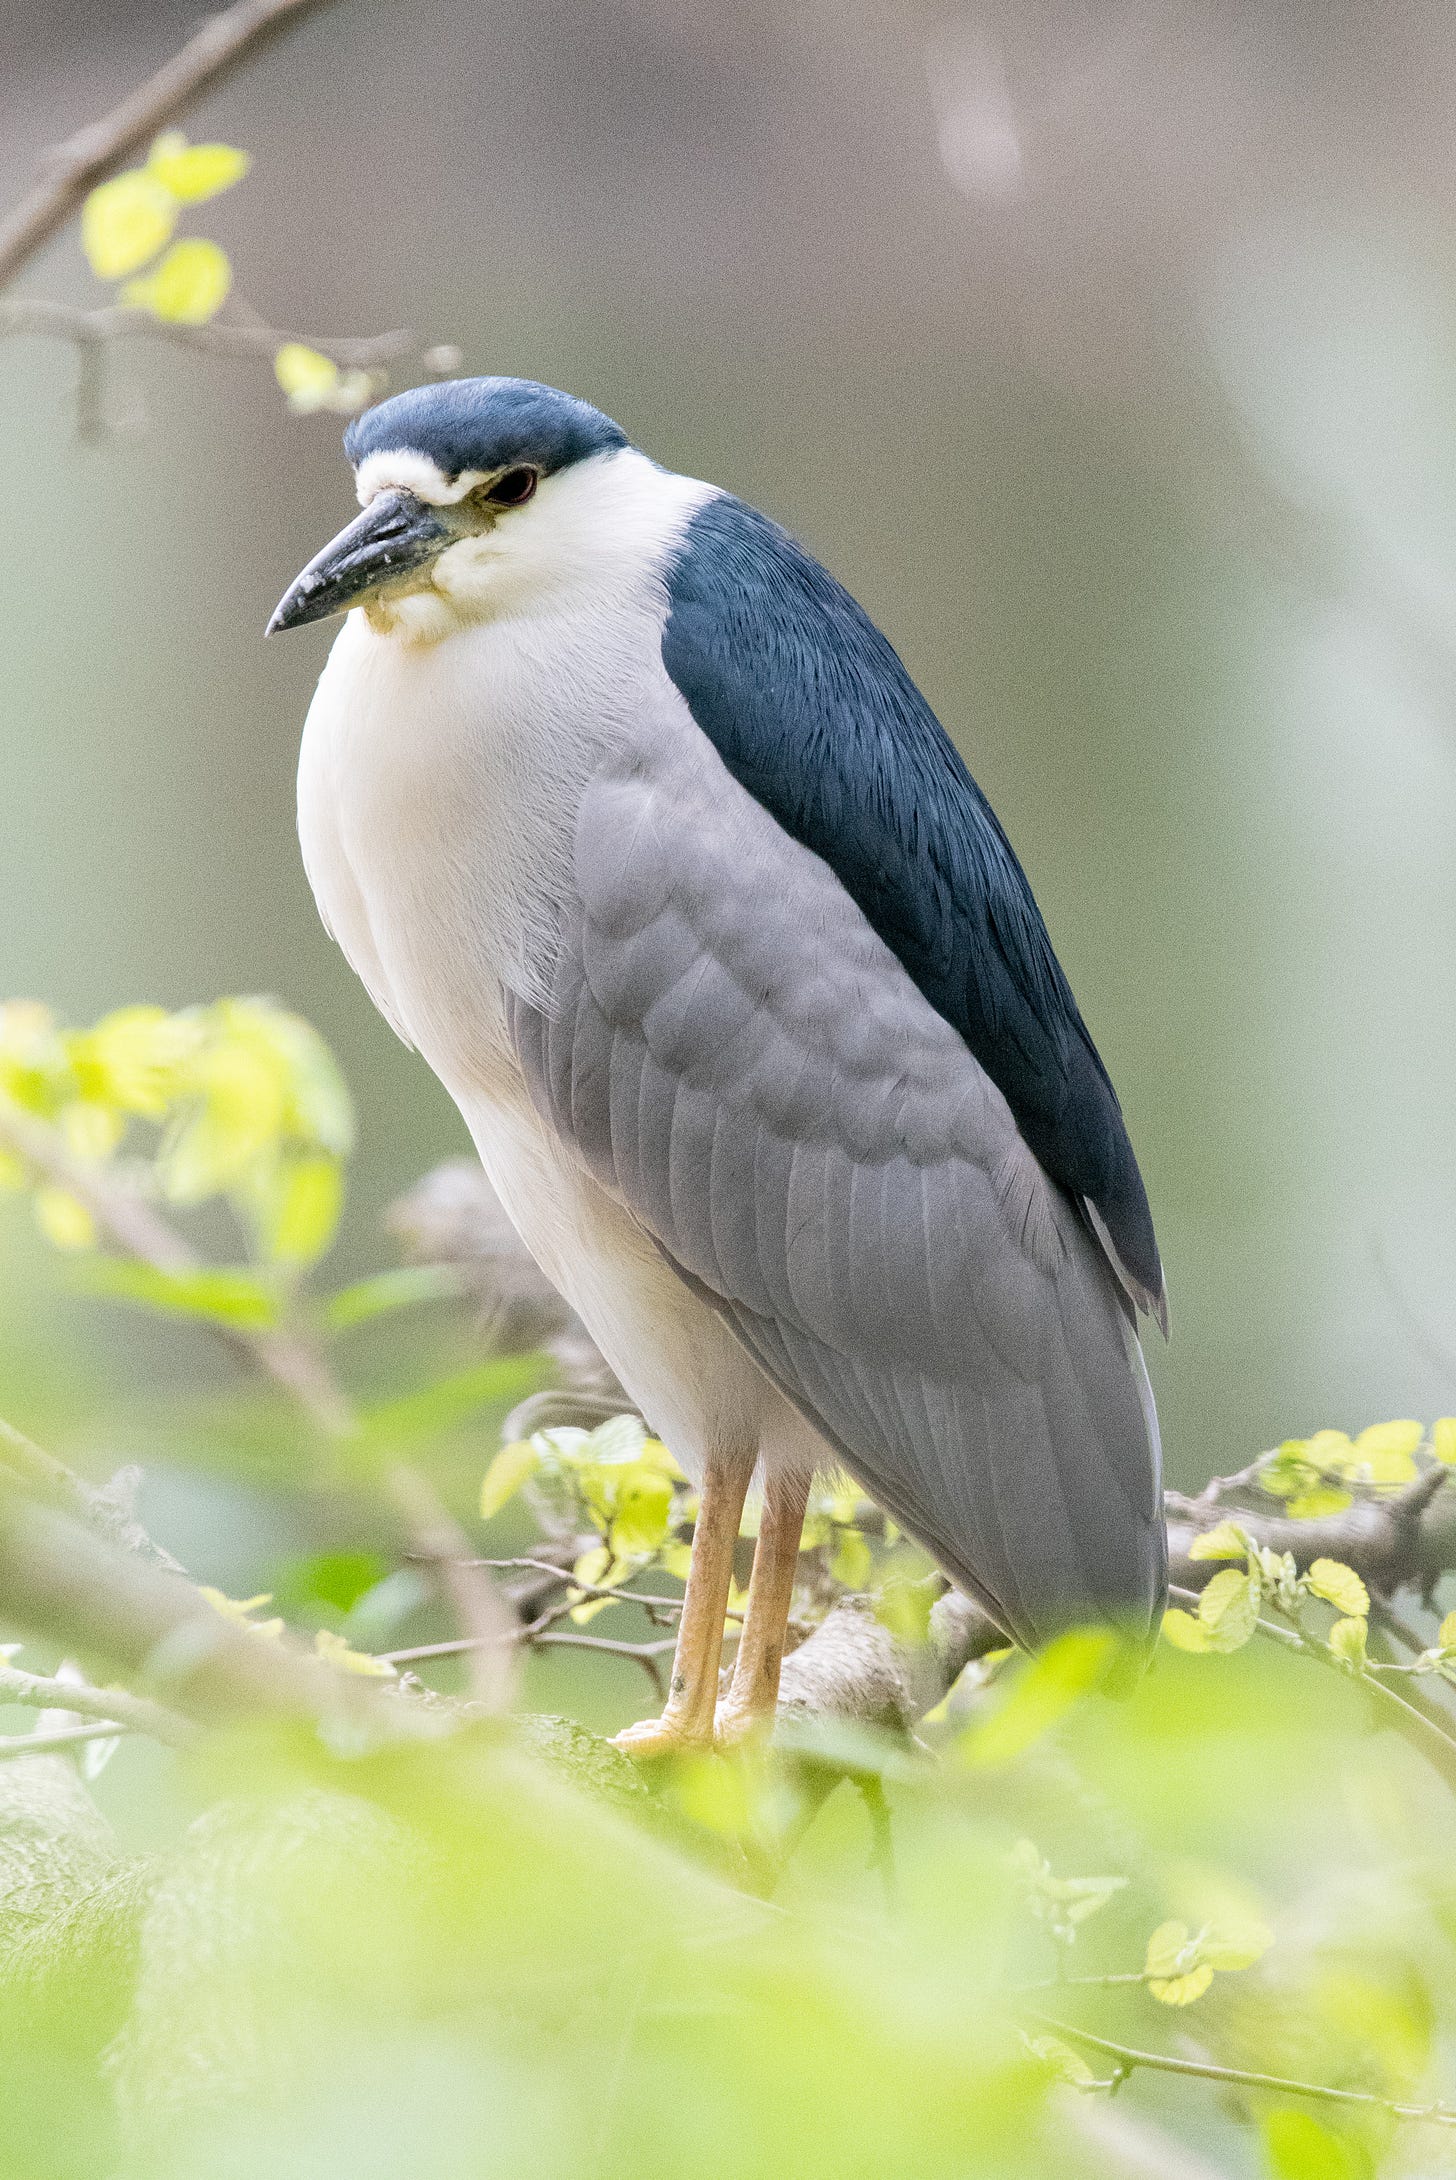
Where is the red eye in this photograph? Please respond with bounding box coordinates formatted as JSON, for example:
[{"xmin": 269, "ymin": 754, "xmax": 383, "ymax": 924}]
[{"xmin": 489, "ymin": 466, "xmax": 538, "ymax": 506}]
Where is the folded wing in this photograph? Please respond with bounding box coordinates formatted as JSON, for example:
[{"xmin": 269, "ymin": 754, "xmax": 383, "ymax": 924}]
[{"xmin": 508, "ymin": 718, "xmax": 1164, "ymax": 1649}]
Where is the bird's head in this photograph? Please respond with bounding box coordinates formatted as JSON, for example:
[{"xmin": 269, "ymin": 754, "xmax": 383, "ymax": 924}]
[{"xmin": 267, "ymin": 376, "xmax": 632, "ymax": 644}]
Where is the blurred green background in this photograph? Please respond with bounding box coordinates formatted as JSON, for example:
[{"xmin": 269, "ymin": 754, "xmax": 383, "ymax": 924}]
[{"xmin": 6, "ymin": 0, "xmax": 1456, "ymax": 1497}]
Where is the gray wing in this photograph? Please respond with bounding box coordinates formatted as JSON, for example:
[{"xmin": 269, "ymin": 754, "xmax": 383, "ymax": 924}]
[{"xmin": 508, "ymin": 724, "xmax": 1164, "ymax": 1649}]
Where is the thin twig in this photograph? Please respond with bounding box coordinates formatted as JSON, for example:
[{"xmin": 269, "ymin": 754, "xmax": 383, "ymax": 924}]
[
  {"xmin": 0, "ymin": 1661, "xmax": 192, "ymax": 1744},
  {"xmin": 0, "ymin": 296, "xmax": 421, "ymax": 371},
  {"xmin": 0, "ymin": 0, "xmax": 349, "ymax": 292},
  {"xmin": 466, "ymin": 1554, "xmax": 745, "ymax": 1623},
  {"xmin": 0, "ymin": 1720, "xmax": 137, "ymax": 1765},
  {"xmin": 1023, "ymin": 2013, "xmax": 1456, "ymax": 2128},
  {"xmin": 382, "ymin": 1625, "xmax": 673, "ymax": 1699},
  {"xmin": 385, "ymin": 1467, "xmax": 514, "ymax": 1711}
]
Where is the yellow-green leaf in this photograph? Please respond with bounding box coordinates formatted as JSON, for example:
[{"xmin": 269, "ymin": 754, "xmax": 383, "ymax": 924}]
[
  {"xmin": 1434, "ymin": 1417, "xmax": 1456, "ymax": 1466},
  {"xmin": 1263, "ymin": 2107, "xmax": 1367, "ymax": 2180},
  {"xmin": 960, "ymin": 1626, "xmax": 1117, "ymax": 1767},
  {"xmin": 1160, "ymin": 1607, "xmax": 1212, "ymax": 1652},
  {"xmin": 610, "ymin": 1467, "xmax": 673, "ymax": 1556},
  {"xmin": 81, "ymin": 170, "xmax": 177, "ymax": 278},
  {"xmin": 1022, "ymin": 2034, "xmax": 1098, "ymax": 2088},
  {"xmin": 314, "ymin": 1628, "xmax": 396, "ymax": 1677},
  {"xmin": 122, "ymin": 236, "xmax": 231, "ymax": 324},
  {"xmin": 479, "ymin": 1440, "xmax": 539, "ymax": 1520},
  {"xmin": 1200, "ymin": 1919, "xmax": 1274, "ymax": 1971},
  {"xmin": 146, "ymin": 130, "xmax": 250, "ymax": 202},
  {"xmin": 1143, "ymin": 1918, "xmax": 1192, "ymax": 1977},
  {"xmin": 1327, "ymin": 1615, "xmax": 1368, "ymax": 1668},
  {"xmin": 275, "ymin": 343, "xmax": 343, "ymax": 412},
  {"xmin": 1439, "ymin": 1609, "xmax": 1456, "ymax": 1651},
  {"xmin": 1286, "ymin": 1487, "xmax": 1353, "ymax": 1520},
  {"xmin": 1197, "ymin": 1567, "xmax": 1260, "ymax": 1652},
  {"xmin": 33, "ymin": 1186, "xmax": 95, "ymax": 1251},
  {"xmin": 1187, "ymin": 1521, "xmax": 1248, "ymax": 1561},
  {"xmin": 1305, "ymin": 1559, "xmax": 1369, "ymax": 1619},
  {"xmin": 1143, "ymin": 1918, "xmax": 1215, "ymax": 2003},
  {"xmin": 1149, "ymin": 1963, "xmax": 1214, "ymax": 2005},
  {"xmin": 257, "ymin": 1152, "xmax": 342, "ymax": 1266},
  {"xmin": 1352, "ymin": 1418, "xmax": 1423, "ymax": 1486},
  {"xmin": 830, "ymin": 1525, "xmax": 873, "ymax": 1589}
]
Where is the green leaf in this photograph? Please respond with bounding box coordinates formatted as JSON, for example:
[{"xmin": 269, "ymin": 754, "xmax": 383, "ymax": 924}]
[
  {"xmin": 121, "ymin": 236, "xmax": 231, "ymax": 323},
  {"xmin": 1187, "ymin": 1520, "xmax": 1248, "ymax": 1560},
  {"xmin": 81, "ymin": 170, "xmax": 176, "ymax": 277},
  {"xmin": 324, "ymin": 1265, "xmax": 464, "ymax": 1332},
  {"xmin": 479, "ymin": 1440, "xmax": 539, "ymax": 1520},
  {"xmin": 1021, "ymin": 2033, "xmax": 1098, "ymax": 2088},
  {"xmin": 1351, "ymin": 1418, "xmax": 1422, "ymax": 1485},
  {"xmin": 1143, "ymin": 1921, "xmax": 1214, "ymax": 2003},
  {"xmin": 960, "ymin": 1626, "xmax": 1117, "ymax": 1767},
  {"xmin": 74, "ymin": 1257, "xmax": 280, "ymax": 1328},
  {"xmin": 1305, "ymin": 1559, "xmax": 1369, "ymax": 1619},
  {"xmin": 610, "ymin": 1467, "xmax": 673, "ymax": 1556},
  {"xmin": 1262, "ymin": 2108, "xmax": 1372, "ymax": 2180},
  {"xmin": 1160, "ymin": 1606, "xmax": 1212, "ymax": 1651},
  {"xmin": 830, "ymin": 1525, "xmax": 873, "ymax": 1589},
  {"xmin": 1200, "ymin": 1918, "xmax": 1274, "ymax": 1970},
  {"xmin": 256, "ymin": 1153, "xmax": 343, "ymax": 1267},
  {"xmin": 275, "ymin": 343, "xmax": 344, "ymax": 412},
  {"xmin": 1196, "ymin": 1567, "xmax": 1260, "ymax": 1653},
  {"xmin": 1286, "ymin": 1487, "xmax": 1353, "ymax": 1519},
  {"xmin": 281, "ymin": 1551, "xmax": 389, "ymax": 1615},
  {"xmin": 361, "ymin": 1355, "xmax": 546, "ymax": 1449},
  {"xmin": 314, "ymin": 1627, "xmax": 396, "ymax": 1678},
  {"xmin": 33, "ymin": 1186, "xmax": 96, "ymax": 1251},
  {"xmin": 1327, "ymin": 1615, "xmax": 1368, "ymax": 1668},
  {"xmin": 146, "ymin": 130, "xmax": 250, "ymax": 202}
]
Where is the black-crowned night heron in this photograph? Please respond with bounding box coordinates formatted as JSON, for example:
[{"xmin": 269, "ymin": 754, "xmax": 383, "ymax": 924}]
[{"xmin": 270, "ymin": 376, "xmax": 1167, "ymax": 1755}]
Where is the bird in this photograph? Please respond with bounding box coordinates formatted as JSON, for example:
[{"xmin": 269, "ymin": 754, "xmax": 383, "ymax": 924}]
[{"xmin": 269, "ymin": 375, "xmax": 1167, "ymax": 1755}]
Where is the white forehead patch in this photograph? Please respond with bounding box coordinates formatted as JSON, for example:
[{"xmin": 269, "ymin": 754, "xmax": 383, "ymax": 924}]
[{"xmin": 354, "ymin": 449, "xmax": 490, "ymax": 507}]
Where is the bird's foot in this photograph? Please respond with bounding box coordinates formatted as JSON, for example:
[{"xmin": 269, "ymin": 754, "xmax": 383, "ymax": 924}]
[
  {"xmin": 611, "ymin": 1710, "xmax": 714, "ymax": 1761},
  {"xmin": 711, "ymin": 1699, "xmax": 775, "ymax": 1750}
]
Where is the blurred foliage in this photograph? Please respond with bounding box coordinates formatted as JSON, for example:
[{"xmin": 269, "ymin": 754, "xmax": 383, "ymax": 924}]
[
  {"xmin": 79, "ymin": 130, "xmax": 378, "ymax": 411},
  {"xmin": 4, "ymin": 998, "xmax": 1456, "ymax": 2174}
]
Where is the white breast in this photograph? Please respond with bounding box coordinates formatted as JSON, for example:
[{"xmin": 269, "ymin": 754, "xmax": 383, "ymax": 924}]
[
  {"xmin": 294, "ymin": 448, "xmax": 829, "ymax": 1481},
  {"xmin": 295, "ymin": 447, "xmax": 714, "ymax": 1101}
]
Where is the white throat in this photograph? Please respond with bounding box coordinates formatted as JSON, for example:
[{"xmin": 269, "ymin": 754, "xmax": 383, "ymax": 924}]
[
  {"xmin": 296, "ymin": 445, "xmax": 716, "ymax": 1081},
  {"xmin": 347, "ymin": 446, "xmax": 711, "ymax": 647}
]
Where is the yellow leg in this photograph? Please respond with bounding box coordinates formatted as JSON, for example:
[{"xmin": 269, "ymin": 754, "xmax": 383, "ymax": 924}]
[
  {"xmin": 715, "ymin": 1467, "xmax": 811, "ymax": 1744},
  {"xmin": 612, "ymin": 1446, "xmax": 753, "ymax": 1758}
]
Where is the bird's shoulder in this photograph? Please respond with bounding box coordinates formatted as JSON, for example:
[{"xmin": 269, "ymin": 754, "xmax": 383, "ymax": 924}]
[{"xmin": 658, "ymin": 489, "xmax": 1164, "ymax": 1318}]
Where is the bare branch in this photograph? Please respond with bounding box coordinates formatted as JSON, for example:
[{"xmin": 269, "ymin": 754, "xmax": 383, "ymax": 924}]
[
  {"xmin": 0, "ymin": 295, "xmax": 423, "ymax": 372},
  {"xmin": 0, "ymin": 1719, "xmax": 141, "ymax": 1765},
  {"xmin": 0, "ymin": 0, "xmax": 349, "ymax": 293},
  {"xmin": 1168, "ymin": 1463, "xmax": 1456, "ymax": 1599},
  {"xmin": 0, "ymin": 1662, "xmax": 191, "ymax": 1746}
]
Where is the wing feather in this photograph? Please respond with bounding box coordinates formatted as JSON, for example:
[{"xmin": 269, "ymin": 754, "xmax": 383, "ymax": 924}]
[{"xmin": 509, "ymin": 718, "xmax": 1164, "ymax": 1647}]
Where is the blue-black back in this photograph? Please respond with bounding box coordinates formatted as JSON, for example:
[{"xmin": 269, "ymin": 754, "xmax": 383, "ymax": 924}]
[{"xmin": 661, "ymin": 493, "xmax": 1163, "ymax": 1310}]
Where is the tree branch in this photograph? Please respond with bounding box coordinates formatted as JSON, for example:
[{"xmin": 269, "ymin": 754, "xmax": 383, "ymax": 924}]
[
  {"xmin": 0, "ymin": 1663, "xmax": 191, "ymax": 1746},
  {"xmin": 0, "ymin": 0, "xmax": 349, "ymax": 293},
  {"xmin": 0, "ymin": 295, "xmax": 426, "ymax": 370},
  {"xmin": 1023, "ymin": 2011, "xmax": 1456, "ymax": 2130},
  {"xmin": 1168, "ymin": 1463, "xmax": 1456, "ymax": 1598}
]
